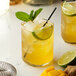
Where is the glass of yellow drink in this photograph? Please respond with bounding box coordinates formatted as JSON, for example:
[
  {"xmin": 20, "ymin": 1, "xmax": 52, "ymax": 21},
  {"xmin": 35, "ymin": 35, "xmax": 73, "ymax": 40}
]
[
  {"xmin": 21, "ymin": 20, "xmax": 54, "ymax": 67},
  {"xmin": 61, "ymin": 1, "xmax": 76, "ymax": 43}
]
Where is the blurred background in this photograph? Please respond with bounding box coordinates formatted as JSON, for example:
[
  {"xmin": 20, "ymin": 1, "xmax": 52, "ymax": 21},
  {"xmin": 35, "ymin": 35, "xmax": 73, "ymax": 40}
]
[{"xmin": 10, "ymin": 0, "xmax": 61, "ymax": 5}]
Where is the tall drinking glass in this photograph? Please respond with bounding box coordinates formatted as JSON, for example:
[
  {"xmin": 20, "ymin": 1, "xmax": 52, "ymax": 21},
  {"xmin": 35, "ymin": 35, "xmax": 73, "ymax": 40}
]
[{"xmin": 21, "ymin": 20, "xmax": 54, "ymax": 67}]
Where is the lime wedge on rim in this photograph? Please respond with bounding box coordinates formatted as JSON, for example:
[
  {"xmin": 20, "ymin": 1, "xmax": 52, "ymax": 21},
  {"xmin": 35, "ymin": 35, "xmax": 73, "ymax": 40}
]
[
  {"xmin": 58, "ymin": 51, "xmax": 76, "ymax": 68},
  {"xmin": 32, "ymin": 25, "xmax": 53, "ymax": 40},
  {"xmin": 62, "ymin": 1, "xmax": 76, "ymax": 16}
]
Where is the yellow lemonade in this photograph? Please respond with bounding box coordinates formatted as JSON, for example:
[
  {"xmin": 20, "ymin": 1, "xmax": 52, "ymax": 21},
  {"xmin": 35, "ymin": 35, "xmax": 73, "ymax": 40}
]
[
  {"xmin": 61, "ymin": 2, "xmax": 76, "ymax": 43},
  {"xmin": 21, "ymin": 21, "xmax": 54, "ymax": 66}
]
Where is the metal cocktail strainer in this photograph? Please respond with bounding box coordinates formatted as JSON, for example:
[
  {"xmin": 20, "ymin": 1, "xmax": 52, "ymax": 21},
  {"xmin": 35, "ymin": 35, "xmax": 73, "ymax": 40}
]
[{"xmin": 0, "ymin": 61, "xmax": 17, "ymax": 76}]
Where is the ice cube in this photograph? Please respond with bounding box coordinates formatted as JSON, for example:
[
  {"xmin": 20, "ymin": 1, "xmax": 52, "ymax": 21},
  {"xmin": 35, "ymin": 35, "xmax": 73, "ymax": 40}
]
[{"xmin": 23, "ymin": 21, "xmax": 36, "ymax": 32}]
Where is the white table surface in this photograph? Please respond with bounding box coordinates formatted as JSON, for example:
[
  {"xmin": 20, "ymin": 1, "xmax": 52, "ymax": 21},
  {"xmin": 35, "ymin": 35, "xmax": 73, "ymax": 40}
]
[{"xmin": 0, "ymin": 1, "xmax": 76, "ymax": 76}]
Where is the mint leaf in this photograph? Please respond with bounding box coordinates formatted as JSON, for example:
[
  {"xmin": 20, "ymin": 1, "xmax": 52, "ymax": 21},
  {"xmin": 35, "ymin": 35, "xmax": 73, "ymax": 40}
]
[
  {"xmin": 29, "ymin": 10, "xmax": 34, "ymax": 21},
  {"xmin": 15, "ymin": 8, "xmax": 43, "ymax": 22},
  {"xmin": 15, "ymin": 12, "xmax": 30, "ymax": 22},
  {"xmin": 33, "ymin": 8, "xmax": 43, "ymax": 20}
]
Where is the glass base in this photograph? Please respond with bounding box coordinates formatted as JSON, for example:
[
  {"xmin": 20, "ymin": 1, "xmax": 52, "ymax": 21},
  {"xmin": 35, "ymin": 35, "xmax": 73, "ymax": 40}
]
[
  {"xmin": 22, "ymin": 59, "xmax": 53, "ymax": 67},
  {"xmin": 61, "ymin": 35, "xmax": 76, "ymax": 44},
  {"xmin": 64, "ymin": 40, "xmax": 76, "ymax": 44},
  {"xmin": 62, "ymin": 38, "xmax": 76, "ymax": 44}
]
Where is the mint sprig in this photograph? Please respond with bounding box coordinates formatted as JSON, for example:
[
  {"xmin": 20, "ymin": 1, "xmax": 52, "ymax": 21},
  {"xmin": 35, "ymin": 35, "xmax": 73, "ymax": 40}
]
[{"xmin": 15, "ymin": 8, "xmax": 43, "ymax": 22}]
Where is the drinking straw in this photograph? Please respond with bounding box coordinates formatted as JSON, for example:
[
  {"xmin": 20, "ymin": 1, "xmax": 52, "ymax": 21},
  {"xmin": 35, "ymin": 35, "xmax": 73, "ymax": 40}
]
[{"xmin": 43, "ymin": 7, "xmax": 57, "ymax": 27}]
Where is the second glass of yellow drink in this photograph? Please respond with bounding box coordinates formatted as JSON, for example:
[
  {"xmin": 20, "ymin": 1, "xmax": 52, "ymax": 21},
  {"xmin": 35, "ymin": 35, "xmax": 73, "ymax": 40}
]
[
  {"xmin": 21, "ymin": 20, "xmax": 54, "ymax": 67},
  {"xmin": 61, "ymin": 1, "xmax": 76, "ymax": 43}
]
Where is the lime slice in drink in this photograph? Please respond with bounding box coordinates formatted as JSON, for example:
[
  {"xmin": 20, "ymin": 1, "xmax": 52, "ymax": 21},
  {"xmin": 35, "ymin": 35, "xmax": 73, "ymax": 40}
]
[
  {"xmin": 58, "ymin": 51, "xmax": 76, "ymax": 68},
  {"xmin": 62, "ymin": 1, "xmax": 76, "ymax": 16},
  {"xmin": 32, "ymin": 24, "xmax": 53, "ymax": 40}
]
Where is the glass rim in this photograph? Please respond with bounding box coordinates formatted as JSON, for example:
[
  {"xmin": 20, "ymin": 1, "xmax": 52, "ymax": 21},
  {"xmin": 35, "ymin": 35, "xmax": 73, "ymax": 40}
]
[{"xmin": 21, "ymin": 20, "xmax": 54, "ymax": 32}]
